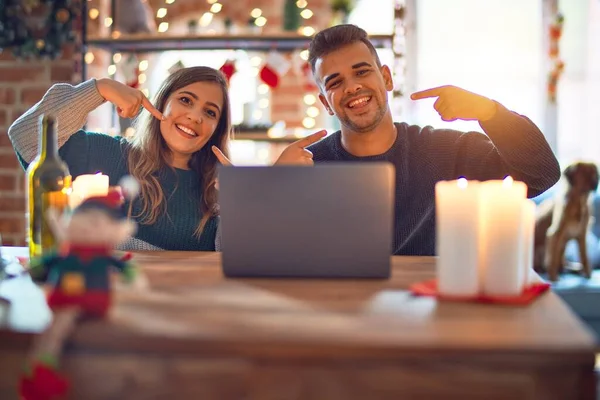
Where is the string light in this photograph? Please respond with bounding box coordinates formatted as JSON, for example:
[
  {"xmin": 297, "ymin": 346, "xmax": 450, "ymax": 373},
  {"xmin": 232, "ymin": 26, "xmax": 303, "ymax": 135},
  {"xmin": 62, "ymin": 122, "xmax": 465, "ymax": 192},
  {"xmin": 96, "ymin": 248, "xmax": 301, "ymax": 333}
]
[
  {"xmin": 257, "ymin": 84, "xmax": 269, "ymax": 94},
  {"xmin": 296, "ymin": 0, "xmax": 308, "ymax": 8},
  {"xmin": 303, "ymin": 94, "xmax": 316, "ymax": 105},
  {"xmin": 251, "ymin": 8, "xmax": 262, "ymax": 18},
  {"xmin": 250, "ymin": 56, "xmax": 262, "ymax": 67},
  {"xmin": 104, "ymin": 17, "xmax": 113, "ymax": 27},
  {"xmin": 107, "ymin": 64, "xmax": 117, "ymax": 75},
  {"xmin": 113, "ymin": 53, "xmax": 122, "ymax": 63},
  {"xmin": 255, "ymin": 16, "xmax": 267, "ymax": 27},
  {"xmin": 158, "ymin": 22, "xmax": 169, "ymax": 32},
  {"xmin": 139, "ymin": 60, "xmax": 149, "ymax": 71},
  {"xmin": 156, "ymin": 8, "xmax": 167, "ymax": 18},
  {"xmin": 210, "ymin": 3, "xmax": 222, "ymax": 13},
  {"xmin": 88, "ymin": 8, "xmax": 99, "ymax": 19},
  {"xmin": 300, "ymin": 26, "xmax": 315, "ymax": 36},
  {"xmin": 300, "ymin": 50, "xmax": 309, "ymax": 60},
  {"xmin": 199, "ymin": 12, "xmax": 213, "ymax": 26},
  {"xmin": 111, "ymin": 30, "xmax": 121, "ymax": 39},
  {"xmin": 206, "ymin": 0, "xmax": 218, "ymax": 4},
  {"xmin": 302, "ymin": 117, "xmax": 316, "ymax": 129},
  {"xmin": 138, "ymin": 73, "xmax": 147, "ymax": 84},
  {"xmin": 300, "ymin": 9, "xmax": 313, "ymax": 19},
  {"xmin": 84, "ymin": 52, "xmax": 95, "ymax": 64},
  {"xmin": 306, "ymin": 106, "xmax": 320, "ymax": 118},
  {"xmin": 165, "ymin": 0, "xmax": 175, "ymax": 4}
]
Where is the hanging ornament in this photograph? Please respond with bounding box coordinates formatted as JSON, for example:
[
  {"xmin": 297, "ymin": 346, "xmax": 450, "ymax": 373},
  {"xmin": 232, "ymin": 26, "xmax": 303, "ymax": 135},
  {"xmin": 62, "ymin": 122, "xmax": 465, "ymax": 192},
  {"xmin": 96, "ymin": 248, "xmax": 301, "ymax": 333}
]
[
  {"xmin": 121, "ymin": 54, "xmax": 140, "ymax": 89},
  {"xmin": 260, "ymin": 52, "xmax": 291, "ymax": 89},
  {"xmin": 219, "ymin": 59, "xmax": 237, "ymax": 83}
]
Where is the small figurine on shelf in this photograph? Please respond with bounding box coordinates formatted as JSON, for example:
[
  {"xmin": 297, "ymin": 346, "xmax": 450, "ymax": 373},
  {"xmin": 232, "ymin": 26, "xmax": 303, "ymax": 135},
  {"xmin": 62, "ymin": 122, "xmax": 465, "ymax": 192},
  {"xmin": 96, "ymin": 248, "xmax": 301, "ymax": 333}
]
[{"xmin": 30, "ymin": 187, "xmax": 138, "ymax": 318}]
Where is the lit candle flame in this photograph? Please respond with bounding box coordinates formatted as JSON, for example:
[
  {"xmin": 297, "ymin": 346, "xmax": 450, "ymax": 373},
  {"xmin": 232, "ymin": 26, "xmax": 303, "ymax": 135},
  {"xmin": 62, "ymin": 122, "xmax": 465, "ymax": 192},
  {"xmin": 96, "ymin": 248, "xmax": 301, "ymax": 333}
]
[{"xmin": 502, "ymin": 176, "xmax": 513, "ymax": 188}]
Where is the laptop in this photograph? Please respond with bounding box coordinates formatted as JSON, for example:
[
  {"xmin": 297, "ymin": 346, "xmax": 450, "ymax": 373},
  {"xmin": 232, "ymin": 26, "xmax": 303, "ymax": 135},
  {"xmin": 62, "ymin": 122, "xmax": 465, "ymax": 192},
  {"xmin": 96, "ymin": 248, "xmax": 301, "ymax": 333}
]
[{"xmin": 217, "ymin": 162, "xmax": 395, "ymax": 279}]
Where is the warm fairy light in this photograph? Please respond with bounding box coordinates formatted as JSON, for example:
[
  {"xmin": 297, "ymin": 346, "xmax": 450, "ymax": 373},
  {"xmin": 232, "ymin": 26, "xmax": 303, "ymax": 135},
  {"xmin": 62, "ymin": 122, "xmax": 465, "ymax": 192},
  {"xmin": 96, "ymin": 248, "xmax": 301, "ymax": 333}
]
[
  {"xmin": 210, "ymin": 3, "xmax": 222, "ymax": 13},
  {"xmin": 156, "ymin": 8, "xmax": 167, "ymax": 18},
  {"xmin": 259, "ymin": 99, "xmax": 269, "ymax": 109},
  {"xmin": 84, "ymin": 52, "xmax": 95, "ymax": 64},
  {"xmin": 250, "ymin": 8, "xmax": 262, "ymax": 18},
  {"xmin": 199, "ymin": 12, "xmax": 213, "ymax": 26},
  {"xmin": 255, "ymin": 16, "xmax": 267, "ymax": 27},
  {"xmin": 138, "ymin": 73, "xmax": 147, "ymax": 84},
  {"xmin": 300, "ymin": 49, "xmax": 309, "ymax": 60},
  {"xmin": 107, "ymin": 64, "xmax": 117, "ymax": 75},
  {"xmin": 165, "ymin": 0, "xmax": 175, "ymax": 4},
  {"xmin": 206, "ymin": 0, "xmax": 218, "ymax": 3},
  {"xmin": 113, "ymin": 53, "xmax": 122, "ymax": 63},
  {"xmin": 457, "ymin": 177, "xmax": 468, "ymax": 189},
  {"xmin": 301, "ymin": 26, "xmax": 315, "ymax": 36},
  {"xmin": 306, "ymin": 106, "xmax": 319, "ymax": 118},
  {"xmin": 257, "ymin": 84, "xmax": 269, "ymax": 94},
  {"xmin": 503, "ymin": 176, "xmax": 514, "ymax": 188},
  {"xmin": 139, "ymin": 60, "xmax": 149, "ymax": 71},
  {"xmin": 158, "ymin": 22, "xmax": 169, "ymax": 32},
  {"xmin": 296, "ymin": 0, "xmax": 308, "ymax": 8},
  {"xmin": 300, "ymin": 9, "xmax": 313, "ymax": 19},
  {"xmin": 89, "ymin": 8, "xmax": 99, "ymax": 19},
  {"xmin": 250, "ymin": 56, "xmax": 262, "ymax": 67},
  {"xmin": 303, "ymin": 94, "xmax": 316, "ymax": 105},
  {"xmin": 104, "ymin": 17, "xmax": 113, "ymax": 27},
  {"xmin": 302, "ymin": 117, "xmax": 316, "ymax": 129},
  {"xmin": 253, "ymin": 110, "xmax": 263, "ymax": 120},
  {"xmin": 111, "ymin": 30, "xmax": 121, "ymax": 39}
]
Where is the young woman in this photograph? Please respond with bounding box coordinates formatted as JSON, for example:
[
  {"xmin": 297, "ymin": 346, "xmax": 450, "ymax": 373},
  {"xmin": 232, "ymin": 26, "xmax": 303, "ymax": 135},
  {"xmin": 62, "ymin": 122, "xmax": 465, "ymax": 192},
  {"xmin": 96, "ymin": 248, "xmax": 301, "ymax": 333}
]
[{"xmin": 9, "ymin": 66, "xmax": 233, "ymax": 251}]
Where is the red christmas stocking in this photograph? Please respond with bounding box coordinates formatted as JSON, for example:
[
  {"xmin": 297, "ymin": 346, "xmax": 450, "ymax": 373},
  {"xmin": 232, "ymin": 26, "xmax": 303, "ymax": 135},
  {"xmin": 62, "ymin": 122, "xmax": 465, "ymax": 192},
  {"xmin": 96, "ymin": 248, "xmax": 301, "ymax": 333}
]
[
  {"xmin": 219, "ymin": 60, "xmax": 236, "ymax": 83},
  {"xmin": 260, "ymin": 52, "xmax": 291, "ymax": 89}
]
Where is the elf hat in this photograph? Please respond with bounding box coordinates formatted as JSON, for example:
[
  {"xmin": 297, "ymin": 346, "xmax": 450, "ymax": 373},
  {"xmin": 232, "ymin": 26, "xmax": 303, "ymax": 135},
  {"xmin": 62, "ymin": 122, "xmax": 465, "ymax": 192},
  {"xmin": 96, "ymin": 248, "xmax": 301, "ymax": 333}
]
[{"xmin": 74, "ymin": 188, "xmax": 126, "ymax": 220}]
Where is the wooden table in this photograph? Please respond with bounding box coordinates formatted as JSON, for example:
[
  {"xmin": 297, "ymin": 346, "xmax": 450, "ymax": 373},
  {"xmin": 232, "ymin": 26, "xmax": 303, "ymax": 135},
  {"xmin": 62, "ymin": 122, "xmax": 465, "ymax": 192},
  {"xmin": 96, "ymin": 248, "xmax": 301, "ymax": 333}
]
[{"xmin": 0, "ymin": 246, "xmax": 596, "ymax": 400}]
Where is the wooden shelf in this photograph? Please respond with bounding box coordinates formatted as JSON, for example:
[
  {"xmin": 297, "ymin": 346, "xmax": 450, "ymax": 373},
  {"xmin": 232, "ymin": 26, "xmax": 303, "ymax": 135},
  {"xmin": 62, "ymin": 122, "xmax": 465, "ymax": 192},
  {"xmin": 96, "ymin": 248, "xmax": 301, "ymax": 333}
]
[
  {"xmin": 232, "ymin": 132, "xmax": 300, "ymax": 143},
  {"xmin": 86, "ymin": 33, "xmax": 394, "ymax": 53}
]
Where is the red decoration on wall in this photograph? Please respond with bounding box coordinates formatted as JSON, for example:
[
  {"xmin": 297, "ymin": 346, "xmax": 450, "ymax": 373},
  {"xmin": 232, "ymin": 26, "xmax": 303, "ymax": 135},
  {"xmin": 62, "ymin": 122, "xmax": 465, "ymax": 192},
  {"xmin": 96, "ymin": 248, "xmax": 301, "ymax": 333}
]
[{"xmin": 548, "ymin": 12, "xmax": 564, "ymax": 103}]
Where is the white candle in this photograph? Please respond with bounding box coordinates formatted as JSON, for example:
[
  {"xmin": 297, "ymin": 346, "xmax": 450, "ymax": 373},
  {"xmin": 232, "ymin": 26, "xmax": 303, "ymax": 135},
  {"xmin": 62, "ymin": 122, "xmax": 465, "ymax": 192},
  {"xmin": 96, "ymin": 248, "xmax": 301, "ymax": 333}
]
[
  {"xmin": 479, "ymin": 177, "xmax": 528, "ymax": 296},
  {"xmin": 435, "ymin": 178, "xmax": 481, "ymax": 297},
  {"xmin": 521, "ymin": 199, "xmax": 537, "ymax": 287},
  {"xmin": 69, "ymin": 173, "xmax": 109, "ymax": 208}
]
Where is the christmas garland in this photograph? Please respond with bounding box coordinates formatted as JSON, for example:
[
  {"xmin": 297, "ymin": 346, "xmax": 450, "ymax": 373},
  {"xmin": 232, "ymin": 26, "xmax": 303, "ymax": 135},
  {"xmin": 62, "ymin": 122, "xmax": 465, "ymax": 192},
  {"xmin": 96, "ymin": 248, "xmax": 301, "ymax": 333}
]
[{"xmin": 0, "ymin": 0, "xmax": 80, "ymax": 59}]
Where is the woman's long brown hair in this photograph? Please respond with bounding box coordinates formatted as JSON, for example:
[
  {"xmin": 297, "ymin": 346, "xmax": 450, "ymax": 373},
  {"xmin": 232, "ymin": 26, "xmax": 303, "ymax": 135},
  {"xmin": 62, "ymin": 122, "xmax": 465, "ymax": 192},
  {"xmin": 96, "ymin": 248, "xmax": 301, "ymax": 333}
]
[{"xmin": 128, "ymin": 66, "xmax": 231, "ymax": 237}]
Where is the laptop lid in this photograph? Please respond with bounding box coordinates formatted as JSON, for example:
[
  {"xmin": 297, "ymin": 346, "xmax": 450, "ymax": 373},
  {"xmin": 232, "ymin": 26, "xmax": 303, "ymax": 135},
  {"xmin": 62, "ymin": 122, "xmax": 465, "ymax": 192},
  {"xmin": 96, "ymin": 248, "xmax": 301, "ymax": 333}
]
[{"xmin": 218, "ymin": 162, "xmax": 395, "ymax": 278}]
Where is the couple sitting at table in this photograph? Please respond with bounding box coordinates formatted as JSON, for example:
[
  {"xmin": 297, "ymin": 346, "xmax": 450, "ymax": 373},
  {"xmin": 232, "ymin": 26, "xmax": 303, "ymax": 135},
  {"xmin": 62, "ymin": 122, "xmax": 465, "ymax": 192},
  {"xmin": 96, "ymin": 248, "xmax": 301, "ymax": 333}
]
[{"xmin": 7, "ymin": 24, "xmax": 560, "ymax": 255}]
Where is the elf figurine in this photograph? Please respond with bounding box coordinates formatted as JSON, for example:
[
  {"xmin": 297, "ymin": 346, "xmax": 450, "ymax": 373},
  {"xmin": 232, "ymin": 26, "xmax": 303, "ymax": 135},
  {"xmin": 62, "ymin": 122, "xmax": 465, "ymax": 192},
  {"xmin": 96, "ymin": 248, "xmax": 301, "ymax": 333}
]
[{"xmin": 30, "ymin": 187, "xmax": 137, "ymax": 318}]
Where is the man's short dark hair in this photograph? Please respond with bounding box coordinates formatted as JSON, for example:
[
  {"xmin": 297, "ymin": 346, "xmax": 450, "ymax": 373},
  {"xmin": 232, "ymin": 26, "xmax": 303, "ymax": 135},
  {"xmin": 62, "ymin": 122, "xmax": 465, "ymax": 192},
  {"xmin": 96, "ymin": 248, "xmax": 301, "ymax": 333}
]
[{"xmin": 308, "ymin": 24, "xmax": 382, "ymax": 74}]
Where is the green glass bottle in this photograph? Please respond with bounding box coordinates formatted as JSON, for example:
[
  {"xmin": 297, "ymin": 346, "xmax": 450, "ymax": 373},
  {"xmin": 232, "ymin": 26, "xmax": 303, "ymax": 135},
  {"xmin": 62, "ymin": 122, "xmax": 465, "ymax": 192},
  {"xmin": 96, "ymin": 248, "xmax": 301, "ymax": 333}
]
[{"xmin": 26, "ymin": 115, "xmax": 71, "ymax": 260}]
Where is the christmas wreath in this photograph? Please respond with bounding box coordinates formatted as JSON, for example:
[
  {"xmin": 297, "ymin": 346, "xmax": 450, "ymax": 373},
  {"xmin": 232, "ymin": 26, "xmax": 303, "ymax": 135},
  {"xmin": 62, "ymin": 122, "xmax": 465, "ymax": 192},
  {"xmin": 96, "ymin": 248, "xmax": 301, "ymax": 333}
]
[{"xmin": 0, "ymin": 0, "xmax": 80, "ymax": 59}]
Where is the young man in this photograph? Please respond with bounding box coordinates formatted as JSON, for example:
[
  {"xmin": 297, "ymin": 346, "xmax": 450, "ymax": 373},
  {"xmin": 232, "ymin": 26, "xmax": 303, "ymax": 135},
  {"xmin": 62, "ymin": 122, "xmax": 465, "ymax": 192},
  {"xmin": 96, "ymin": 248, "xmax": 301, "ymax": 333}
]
[{"xmin": 306, "ymin": 24, "xmax": 561, "ymax": 256}]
